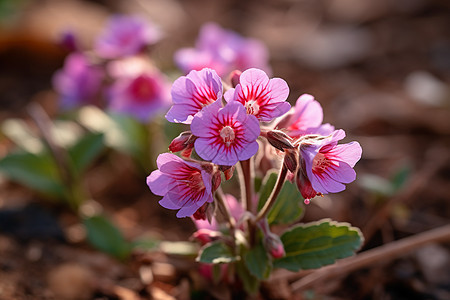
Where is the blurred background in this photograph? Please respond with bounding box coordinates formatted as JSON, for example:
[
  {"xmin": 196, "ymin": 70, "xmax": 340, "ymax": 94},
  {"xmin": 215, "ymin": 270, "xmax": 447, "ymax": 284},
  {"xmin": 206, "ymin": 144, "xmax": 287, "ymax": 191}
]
[{"xmin": 0, "ymin": 0, "xmax": 449, "ymax": 299}]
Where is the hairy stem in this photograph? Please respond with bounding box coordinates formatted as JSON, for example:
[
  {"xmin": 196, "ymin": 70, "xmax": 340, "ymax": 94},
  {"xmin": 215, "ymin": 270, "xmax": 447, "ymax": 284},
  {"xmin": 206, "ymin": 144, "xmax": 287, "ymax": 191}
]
[
  {"xmin": 239, "ymin": 158, "xmax": 254, "ymax": 213},
  {"xmin": 254, "ymin": 159, "xmax": 288, "ymax": 223}
]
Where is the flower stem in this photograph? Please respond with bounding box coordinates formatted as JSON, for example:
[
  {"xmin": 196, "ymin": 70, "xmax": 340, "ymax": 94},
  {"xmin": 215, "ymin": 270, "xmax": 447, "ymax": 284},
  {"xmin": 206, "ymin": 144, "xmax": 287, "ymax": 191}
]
[
  {"xmin": 254, "ymin": 158, "xmax": 288, "ymax": 223},
  {"xmin": 215, "ymin": 186, "xmax": 235, "ymax": 229},
  {"xmin": 239, "ymin": 158, "xmax": 254, "ymax": 213},
  {"xmin": 27, "ymin": 103, "xmax": 85, "ymax": 211}
]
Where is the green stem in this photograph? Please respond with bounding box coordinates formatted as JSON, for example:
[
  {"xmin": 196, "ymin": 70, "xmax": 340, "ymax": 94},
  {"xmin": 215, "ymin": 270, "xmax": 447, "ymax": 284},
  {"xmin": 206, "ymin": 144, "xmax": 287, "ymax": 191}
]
[
  {"xmin": 215, "ymin": 187, "xmax": 237, "ymax": 253},
  {"xmin": 27, "ymin": 103, "xmax": 84, "ymax": 211},
  {"xmin": 239, "ymin": 158, "xmax": 254, "ymax": 213},
  {"xmin": 254, "ymin": 160, "xmax": 288, "ymax": 223}
]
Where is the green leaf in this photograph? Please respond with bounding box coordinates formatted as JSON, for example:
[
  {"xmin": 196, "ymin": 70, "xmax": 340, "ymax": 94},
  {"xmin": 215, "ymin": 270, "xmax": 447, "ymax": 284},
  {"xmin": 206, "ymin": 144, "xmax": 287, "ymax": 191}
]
[
  {"xmin": 257, "ymin": 170, "xmax": 304, "ymax": 225},
  {"xmin": 196, "ymin": 241, "xmax": 238, "ymax": 264},
  {"xmin": 109, "ymin": 113, "xmax": 148, "ymax": 158},
  {"xmin": 67, "ymin": 132, "xmax": 105, "ymax": 176},
  {"xmin": 391, "ymin": 164, "xmax": 411, "ymax": 192},
  {"xmin": 83, "ymin": 215, "xmax": 131, "ymax": 260},
  {"xmin": 244, "ymin": 244, "xmax": 272, "ymax": 280},
  {"xmin": 358, "ymin": 174, "xmax": 394, "ymax": 196},
  {"xmin": 77, "ymin": 106, "xmax": 147, "ymax": 158},
  {"xmin": 257, "ymin": 170, "xmax": 277, "ymax": 210},
  {"xmin": 235, "ymin": 260, "xmax": 260, "ymax": 295},
  {"xmin": 131, "ymin": 237, "xmax": 160, "ymax": 251},
  {"xmin": 274, "ymin": 219, "xmax": 363, "ymax": 271},
  {"xmin": 0, "ymin": 150, "xmax": 65, "ymax": 197}
]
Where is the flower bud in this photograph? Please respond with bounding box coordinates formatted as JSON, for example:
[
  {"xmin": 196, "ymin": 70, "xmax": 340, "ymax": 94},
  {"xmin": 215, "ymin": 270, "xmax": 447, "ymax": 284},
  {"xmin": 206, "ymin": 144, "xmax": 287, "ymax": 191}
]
[
  {"xmin": 264, "ymin": 233, "xmax": 285, "ymax": 259},
  {"xmin": 168, "ymin": 131, "xmax": 193, "ymax": 153},
  {"xmin": 219, "ymin": 165, "xmax": 235, "ymax": 181},
  {"xmin": 191, "ymin": 229, "xmax": 221, "ymax": 245},
  {"xmin": 193, "ymin": 202, "xmax": 209, "ymax": 220},
  {"xmin": 59, "ymin": 30, "xmax": 79, "ymax": 52},
  {"xmin": 296, "ymin": 157, "xmax": 321, "ymax": 203},
  {"xmin": 266, "ymin": 130, "xmax": 294, "ymax": 152},
  {"xmin": 212, "ymin": 171, "xmax": 222, "ymax": 192},
  {"xmin": 284, "ymin": 149, "xmax": 298, "ymax": 173},
  {"xmin": 228, "ymin": 70, "xmax": 242, "ymax": 88}
]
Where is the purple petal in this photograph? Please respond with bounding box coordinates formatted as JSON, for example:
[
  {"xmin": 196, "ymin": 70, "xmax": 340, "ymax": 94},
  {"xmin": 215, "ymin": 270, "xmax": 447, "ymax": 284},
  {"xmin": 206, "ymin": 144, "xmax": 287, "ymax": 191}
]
[
  {"xmin": 213, "ymin": 147, "xmax": 238, "ymax": 166},
  {"xmin": 194, "ymin": 138, "xmax": 218, "ymax": 161},
  {"xmin": 313, "ymin": 173, "xmax": 346, "ymax": 194},
  {"xmin": 241, "ymin": 115, "xmax": 261, "ymax": 141},
  {"xmin": 324, "ymin": 161, "xmax": 356, "ymax": 184},
  {"xmin": 177, "ymin": 203, "xmax": 202, "ymax": 218},
  {"xmin": 236, "ymin": 141, "xmax": 259, "ymax": 161},
  {"xmin": 165, "ymin": 104, "xmax": 197, "ymax": 124},
  {"xmin": 190, "ymin": 99, "xmax": 222, "ymax": 137},
  {"xmin": 290, "ymin": 94, "xmax": 323, "ymax": 130},
  {"xmin": 223, "ymin": 88, "xmax": 235, "ymax": 102},
  {"xmin": 266, "ymin": 77, "xmax": 290, "ymax": 103},
  {"xmin": 156, "ymin": 152, "xmax": 183, "ymax": 169},
  {"xmin": 327, "ymin": 142, "xmax": 362, "ymax": 168},
  {"xmin": 147, "ymin": 171, "xmax": 171, "ymax": 196}
]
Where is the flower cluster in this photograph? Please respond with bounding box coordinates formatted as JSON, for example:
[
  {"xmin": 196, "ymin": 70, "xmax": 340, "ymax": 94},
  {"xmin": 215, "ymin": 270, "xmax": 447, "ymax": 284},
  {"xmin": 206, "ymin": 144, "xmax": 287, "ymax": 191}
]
[
  {"xmin": 175, "ymin": 23, "xmax": 271, "ymax": 77},
  {"xmin": 53, "ymin": 15, "xmax": 169, "ymax": 122},
  {"xmin": 147, "ymin": 66, "xmax": 362, "ymax": 217}
]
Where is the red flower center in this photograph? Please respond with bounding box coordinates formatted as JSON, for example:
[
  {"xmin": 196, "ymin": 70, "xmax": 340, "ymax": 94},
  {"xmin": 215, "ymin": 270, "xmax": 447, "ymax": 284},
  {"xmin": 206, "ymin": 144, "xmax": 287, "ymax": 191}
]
[{"xmin": 312, "ymin": 153, "xmax": 332, "ymax": 174}]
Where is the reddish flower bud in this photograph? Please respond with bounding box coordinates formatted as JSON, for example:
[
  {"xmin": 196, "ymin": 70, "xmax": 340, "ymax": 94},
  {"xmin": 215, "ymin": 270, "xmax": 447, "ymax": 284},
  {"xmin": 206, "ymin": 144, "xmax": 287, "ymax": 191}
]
[
  {"xmin": 296, "ymin": 157, "xmax": 321, "ymax": 203},
  {"xmin": 257, "ymin": 218, "xmax": 286, "ymax": 259},
  {"xmin": 193, "ymin": 202, "xmax": 210, "ymax": 220},
  {"xmin": 266, "ymin": 130, "xmax": 294, "ymax": 152},
  {"xmin": 228, "ymin": 69, "xmax": 242, "ymax": 88},
  {"xmin": 169, "ymin": 131, "xmax": 192, "ymax": 152},
  {"xmin": 180, "ymin": 145, "xmax": 194, "ymax": 158},
  {"xmin": 264, "ymin": 233, "xmax": 285, "ymax": 259},
  {"xmin": 219, "ymin": 165, "xmax": 235, "ymax": 181},
  {"xmin": 284, "ymin": 149, "xmax": 298, "ymax": 173},
  {"xmin": 212, "ymin": 171, "xmax": 222, "ymax": 192},
  {"xmin": 191, "ymin": 228, "xmax": 221, "ymax": 245}
]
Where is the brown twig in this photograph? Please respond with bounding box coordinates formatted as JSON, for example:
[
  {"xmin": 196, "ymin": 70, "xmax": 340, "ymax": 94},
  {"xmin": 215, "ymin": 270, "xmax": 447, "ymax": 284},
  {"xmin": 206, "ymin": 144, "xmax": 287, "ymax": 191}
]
[{"xmin": 288, "ymin": 224, "xmax": 450, "ymax": 292}]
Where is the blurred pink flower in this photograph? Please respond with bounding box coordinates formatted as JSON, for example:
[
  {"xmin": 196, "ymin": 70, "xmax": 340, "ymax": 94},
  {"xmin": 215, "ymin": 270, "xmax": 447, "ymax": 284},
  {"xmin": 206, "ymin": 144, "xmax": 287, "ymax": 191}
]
[
  {"xmin": 175, "ymin": 22, "xmax": 271, "ymax": 77},
  {"xmin": 191, "ymin": 100, "xmax": 260, "ymax": 166},
  {"xmin": 297, "ymin": 130, "xmax": 362, "ymax": 201},
  {"xmin": 166, "ymin": 68, "xmax": 222, "ymax": 124},
  {"xmin": 147, "ymin": 153, "xmax": 214, "ymax": 218},
  {"xmin": 275, "ymin": 94, "xmax": 334, "ymax": 139},
  {"xmin": 52, "ymin": 53, "xmax": 103, "ymax": 109},
  {"xmin": 107, "ymin": 70, "xmax": 170, "ymax": 122},
  {"xmin": 193, "ymin": 194, "xmax": 244, "ymax": 232},
  {"xmin": 224, "ymin": 68, "xmax": 290, "ymax": 122},
  {"xmin": 95, "ymin": 15, "xmax": 160, "ymax": 59}
]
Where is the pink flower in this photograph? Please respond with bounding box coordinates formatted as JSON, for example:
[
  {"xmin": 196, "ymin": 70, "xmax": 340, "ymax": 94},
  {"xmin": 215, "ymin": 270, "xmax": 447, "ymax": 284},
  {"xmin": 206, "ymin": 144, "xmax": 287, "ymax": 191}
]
[
  {"xmin": 191, "ymin": 100, "xmax": 260, "ymax": 166},
  {"xmin": 297, "ymin": 130, "xmax": 362, "ymax": 201},
  {"xmin": 224, "ymin": 68, "xmax": 290, "ymax": 122},
  {"xmin": 275, "ymin": 94, "xmax": 334, "ymax": 138},
  {"xmin": 147, "ymin": 153, "xmax": 214, "ymax": 218},
  {"xmin": 166, "ymin": 68, "xmax": 222, "ymax": 124},
  {"xmin": 95, "ymin": 15, "xmax": 160, "ymax": 59},
  {"xmin": 107, "ymin": 71, "xmax": 170, "ymax": 122},
  {"xmin": 52, "ymin": 53, "xmax": 103, "ymax": 109},
  {"xmin": 193, "ymin": 194, "xmax": 244, "ymax": 232},
  {"xmin": 175, "ymin": 22, "xmax": 271, "ymax": 77}
]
